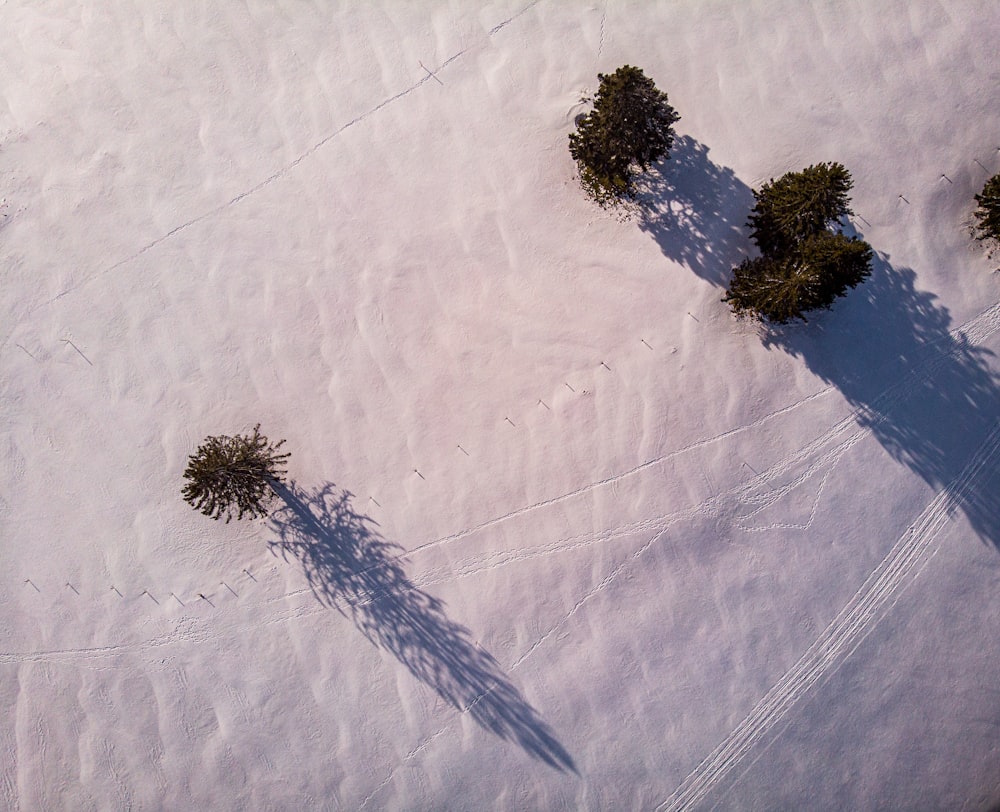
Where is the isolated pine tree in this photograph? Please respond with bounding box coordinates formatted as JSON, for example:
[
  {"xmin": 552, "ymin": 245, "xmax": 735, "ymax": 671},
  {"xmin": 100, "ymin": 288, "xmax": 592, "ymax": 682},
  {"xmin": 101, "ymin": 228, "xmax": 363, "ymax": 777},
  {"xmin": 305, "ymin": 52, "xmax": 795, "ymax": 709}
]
[
  {"xmin": 724, "ymin": 163, "xmax": 873, "ymax": 324},
  {"xmin": 972, "ymin": 171, "xmax": 1000, "ymax": 253},
  {"xmin": 568, "ymin": 65, "xmax": 680, "ymax": 207},
  {"xmin": 182, "ymin": 425, "xmax": 290, "ymax": 522}
]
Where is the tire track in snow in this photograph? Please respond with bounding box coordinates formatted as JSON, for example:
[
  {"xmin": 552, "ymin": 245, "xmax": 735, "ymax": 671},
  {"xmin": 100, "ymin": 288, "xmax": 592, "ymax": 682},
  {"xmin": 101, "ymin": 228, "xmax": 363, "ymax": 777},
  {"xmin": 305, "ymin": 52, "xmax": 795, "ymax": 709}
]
[{"xmin": 656, "ymin": 420, "xmax": 1000, "ymax": 812}]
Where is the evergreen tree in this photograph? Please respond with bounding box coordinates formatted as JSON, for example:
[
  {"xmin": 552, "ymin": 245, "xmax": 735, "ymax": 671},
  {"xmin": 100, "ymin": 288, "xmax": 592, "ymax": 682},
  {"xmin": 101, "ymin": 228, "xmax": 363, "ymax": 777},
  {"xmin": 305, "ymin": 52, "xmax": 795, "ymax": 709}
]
[
  {"xmin": 724, "ymin": 163, "xmax": 873, "ymax": 324},
  {"xmin": 568, "ymin": 65, "xmax": 680, "ymax": 207},
  {"xmin": 182, "ymin": 425, "xmax": 290, "ymax": 522},
  {"xmin": 972, "ymin": 171, "xmax": 1000, "ymax": 251},
  {"xmin": 747, "ymin": 162, "xmax": 854, "ymax": 256},
  {"xmin": 725, "ymin": 233, "xmax": 873, "ymax": 324}
]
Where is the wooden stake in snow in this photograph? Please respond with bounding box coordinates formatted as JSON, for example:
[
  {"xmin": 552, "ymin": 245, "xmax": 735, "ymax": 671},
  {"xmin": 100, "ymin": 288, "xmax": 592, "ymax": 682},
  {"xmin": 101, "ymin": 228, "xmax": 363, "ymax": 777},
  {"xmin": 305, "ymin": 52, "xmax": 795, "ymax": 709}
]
[
  {"xmin": 111, "ymin": 585, "xmax": 123, "ymax": 597},
  {"xmin": 457, "ymin": 445, "xmax": 470, "ymax": 456},
  {"xmin": 60, "ymin": 338, "xmax": 93, "ymax": 365},
  {"xmin": 24, "ymin": 579, "xmax": 40, "ymax": 592},
  {"xmin": 222, "ymin": 582, "xmax": 238, "ymax": 597},
  {"xmin": 198, "ymin": 593, "xmax": 214, "ymax": 607},
  {"xmin": 940, "ymin": 174, "xmax": 953, "ymax": 184},
  {"xmin": 170, "ymin": 592, "xmax": 184, "ymax": 606},
  {"xmin": 413, "ymin": 468, "xmax": 426, "ymax": 480},
  {"xmin": 66, "ymin": 582, "xmax": 79, "ymax": 595},
  {"xmin": 642, "ymin": 339, "xmax": 653, "ymax": 350},
  {"xmin": 142, "ymin": 590, "xmax": 159, "ymax": 605},
  {"xmin": 898, "ymin": 194, "xmax": 910, "ymax": 204},
  {"xmin": 505, "ymin": 417, "xmax": 516, "ymax": 427}
]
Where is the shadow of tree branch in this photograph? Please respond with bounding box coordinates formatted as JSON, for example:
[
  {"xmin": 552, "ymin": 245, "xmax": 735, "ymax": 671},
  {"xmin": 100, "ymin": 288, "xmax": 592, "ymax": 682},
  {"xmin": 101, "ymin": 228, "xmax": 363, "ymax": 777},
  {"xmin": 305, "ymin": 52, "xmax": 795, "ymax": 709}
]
[
  {"xmin": 267, "ymin": 481, "xmax": 577, "ymax": 773},
  {"xmin": 636, "ymin": 134, "xmax": 756, "ymax": 287}
]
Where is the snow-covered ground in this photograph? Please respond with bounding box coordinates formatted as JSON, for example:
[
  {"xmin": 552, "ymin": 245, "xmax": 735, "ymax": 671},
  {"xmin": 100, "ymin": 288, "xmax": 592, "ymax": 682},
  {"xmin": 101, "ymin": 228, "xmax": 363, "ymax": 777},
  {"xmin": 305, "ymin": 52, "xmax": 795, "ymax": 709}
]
[{"xmin": 3, "ymin": 1, "xmax": 1000, "ymax": 808}]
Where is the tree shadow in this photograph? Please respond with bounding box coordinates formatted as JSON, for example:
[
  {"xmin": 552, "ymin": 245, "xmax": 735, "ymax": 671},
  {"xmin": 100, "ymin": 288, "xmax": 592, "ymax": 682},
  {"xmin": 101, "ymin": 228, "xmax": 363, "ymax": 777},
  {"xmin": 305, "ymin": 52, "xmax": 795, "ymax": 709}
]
[
  {"xmin": 637, "ymin": 135, "xmax": 1000, "ymax": 548},
  {"xmin": 267, "ymin": 481, "xmax": 577, "ymax": 773},
  {"xmin": 636, "ymin": 134, "xmax": 756, "ymax": 287},
  {"xmin": 761, "ymin": 254, "xmax": 1000, "ymax": 549}
]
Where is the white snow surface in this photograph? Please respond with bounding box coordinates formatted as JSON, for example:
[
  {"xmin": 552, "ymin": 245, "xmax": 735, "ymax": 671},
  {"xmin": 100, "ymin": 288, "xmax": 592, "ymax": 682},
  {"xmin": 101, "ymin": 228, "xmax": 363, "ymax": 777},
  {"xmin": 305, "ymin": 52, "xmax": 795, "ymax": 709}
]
[{"xmin": 3, "ymin": 1, "xmax": 1000, "ymax": 809}]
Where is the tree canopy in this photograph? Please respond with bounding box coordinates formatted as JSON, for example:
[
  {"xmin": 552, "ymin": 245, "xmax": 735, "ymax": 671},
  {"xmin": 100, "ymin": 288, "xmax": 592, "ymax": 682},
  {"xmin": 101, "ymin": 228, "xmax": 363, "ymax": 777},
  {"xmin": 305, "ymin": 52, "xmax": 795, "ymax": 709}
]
[
  {"xmin": 568, "ymin": 65, "xmax": 680, "ymax": 207},
  {"xmin": 182, "ymin": 425, "xmax": 289, "ymax": 522}
]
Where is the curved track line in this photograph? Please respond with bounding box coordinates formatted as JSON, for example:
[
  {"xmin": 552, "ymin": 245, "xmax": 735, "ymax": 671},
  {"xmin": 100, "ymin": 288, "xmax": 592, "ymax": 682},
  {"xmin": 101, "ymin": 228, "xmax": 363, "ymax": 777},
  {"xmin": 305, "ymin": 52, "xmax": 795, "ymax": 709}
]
[
  {"xmin": 403, "ymin": 386, "xmax": 836, "ymax": 556},
  {"xmin": 656, "ymin": 421, "xmax": 1000, "ymax": 812},
  {"xmin": 0, "ymin": 0, "xmax": 544, "ymax": 350},
  {"xmin": 5, "ymin": 304, "xmax": 999, "ymax": 667},
  {"xmin": 396, "ymin": 298, "xmax": 1000, "ymax": 563}
]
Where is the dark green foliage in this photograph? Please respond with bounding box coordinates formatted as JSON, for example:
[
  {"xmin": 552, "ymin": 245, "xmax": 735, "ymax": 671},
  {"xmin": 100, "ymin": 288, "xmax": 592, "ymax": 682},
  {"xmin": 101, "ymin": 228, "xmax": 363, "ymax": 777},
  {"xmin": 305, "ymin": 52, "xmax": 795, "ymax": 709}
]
[
  {"xmin": 568, "ymin": 65, "xmax": 680, "ymax": 207},
  {"xmin": 724, "ymin": 162, "xmax": 873, "ymax": 324},
  {"xmin": 972, "ymin": 172, "xmax": 1000, "ymax": 249},
  {"xmin": 725, "ymin": 233, "xmax": 874, "ymax": 323},
  {"xmin": 747, "ymin": 163, "xmax": 854, "ymax": 256},
  {"xmin": 182, "ymin": 425, "xmax": 290, "ymax": 522}
]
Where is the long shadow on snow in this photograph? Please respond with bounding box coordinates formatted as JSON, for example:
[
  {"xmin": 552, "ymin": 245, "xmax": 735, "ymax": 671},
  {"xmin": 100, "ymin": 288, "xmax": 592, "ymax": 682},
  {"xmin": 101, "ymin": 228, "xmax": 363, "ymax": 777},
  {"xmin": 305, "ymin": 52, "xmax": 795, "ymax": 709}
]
[
  {"xmin": 636, "ymin": 134, "xmax": 756, "ymax": 288},
  {"xmin": 268, "ymin": 481, "xmax": 577, "ymax": 772},
  {"xmin": 637, "ymin": 135, "xmax": 1000, "ymax": 548},
  {"xmin": 761, "ymin": 254, "xmax": 1000, "ymax": 548}
]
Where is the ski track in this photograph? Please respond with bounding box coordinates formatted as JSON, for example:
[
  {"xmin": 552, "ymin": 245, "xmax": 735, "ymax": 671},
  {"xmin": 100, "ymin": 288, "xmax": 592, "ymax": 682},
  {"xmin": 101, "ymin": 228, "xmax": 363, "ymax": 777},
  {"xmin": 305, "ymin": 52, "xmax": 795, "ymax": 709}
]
[
  {"xmin": 4, "ymin": 298, "xmax": 1000, "ymax": 666},
  {"xmin": 3, "ymin": 105, "xmax": 999, "ymax": 796},
  {"xmin": 0, "ymin": 0, "xmax": 545, "ymax": 351},
  {"xmin": 656, "ymin": 420, "xmax": 1000, "ymax": 812},
  {"xmin": 345, "ymin": 301, "xmax": 1000, "ymax": 809}
]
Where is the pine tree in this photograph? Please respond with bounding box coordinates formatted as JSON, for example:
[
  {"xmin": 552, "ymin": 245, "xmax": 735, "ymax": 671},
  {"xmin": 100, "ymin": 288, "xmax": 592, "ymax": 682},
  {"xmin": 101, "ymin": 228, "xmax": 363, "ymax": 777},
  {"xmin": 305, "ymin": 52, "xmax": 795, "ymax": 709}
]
[
  {"xmin": 568, "ymin": 65, "xmax": 680, "ymax": 207},
  {"xmin": 747, "ymin": 163, "xmax": 854, "ymax": 256},
  {"xmin": 182, "ymin": 425, "xmax": 290, "ymax": 522},
  {"xmin": 972, "ymin": 171, "xmax": 1000, "ymax": 252},
  {"xmin": 725, "ymin": 233, "xmax": 873, "ymax": 324},
  {"xmin": 724, "ymin": 163, "xmax": 873, "ymax": 324}
]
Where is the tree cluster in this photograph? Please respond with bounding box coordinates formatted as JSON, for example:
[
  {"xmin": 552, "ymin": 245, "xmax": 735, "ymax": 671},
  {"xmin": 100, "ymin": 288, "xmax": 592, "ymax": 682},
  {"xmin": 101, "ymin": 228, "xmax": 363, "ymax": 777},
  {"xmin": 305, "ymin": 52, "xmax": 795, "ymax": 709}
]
[
  {"xmin": 182, "ymin": 424, "xmax": 289, "ymax": 522},
  {"xmin": 724, "ymin": 163, "xmax": 873, "ymax": 323},
  {"xmin": 568, "ymin": 65, "xmax": 679, "ymax": 208}
]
